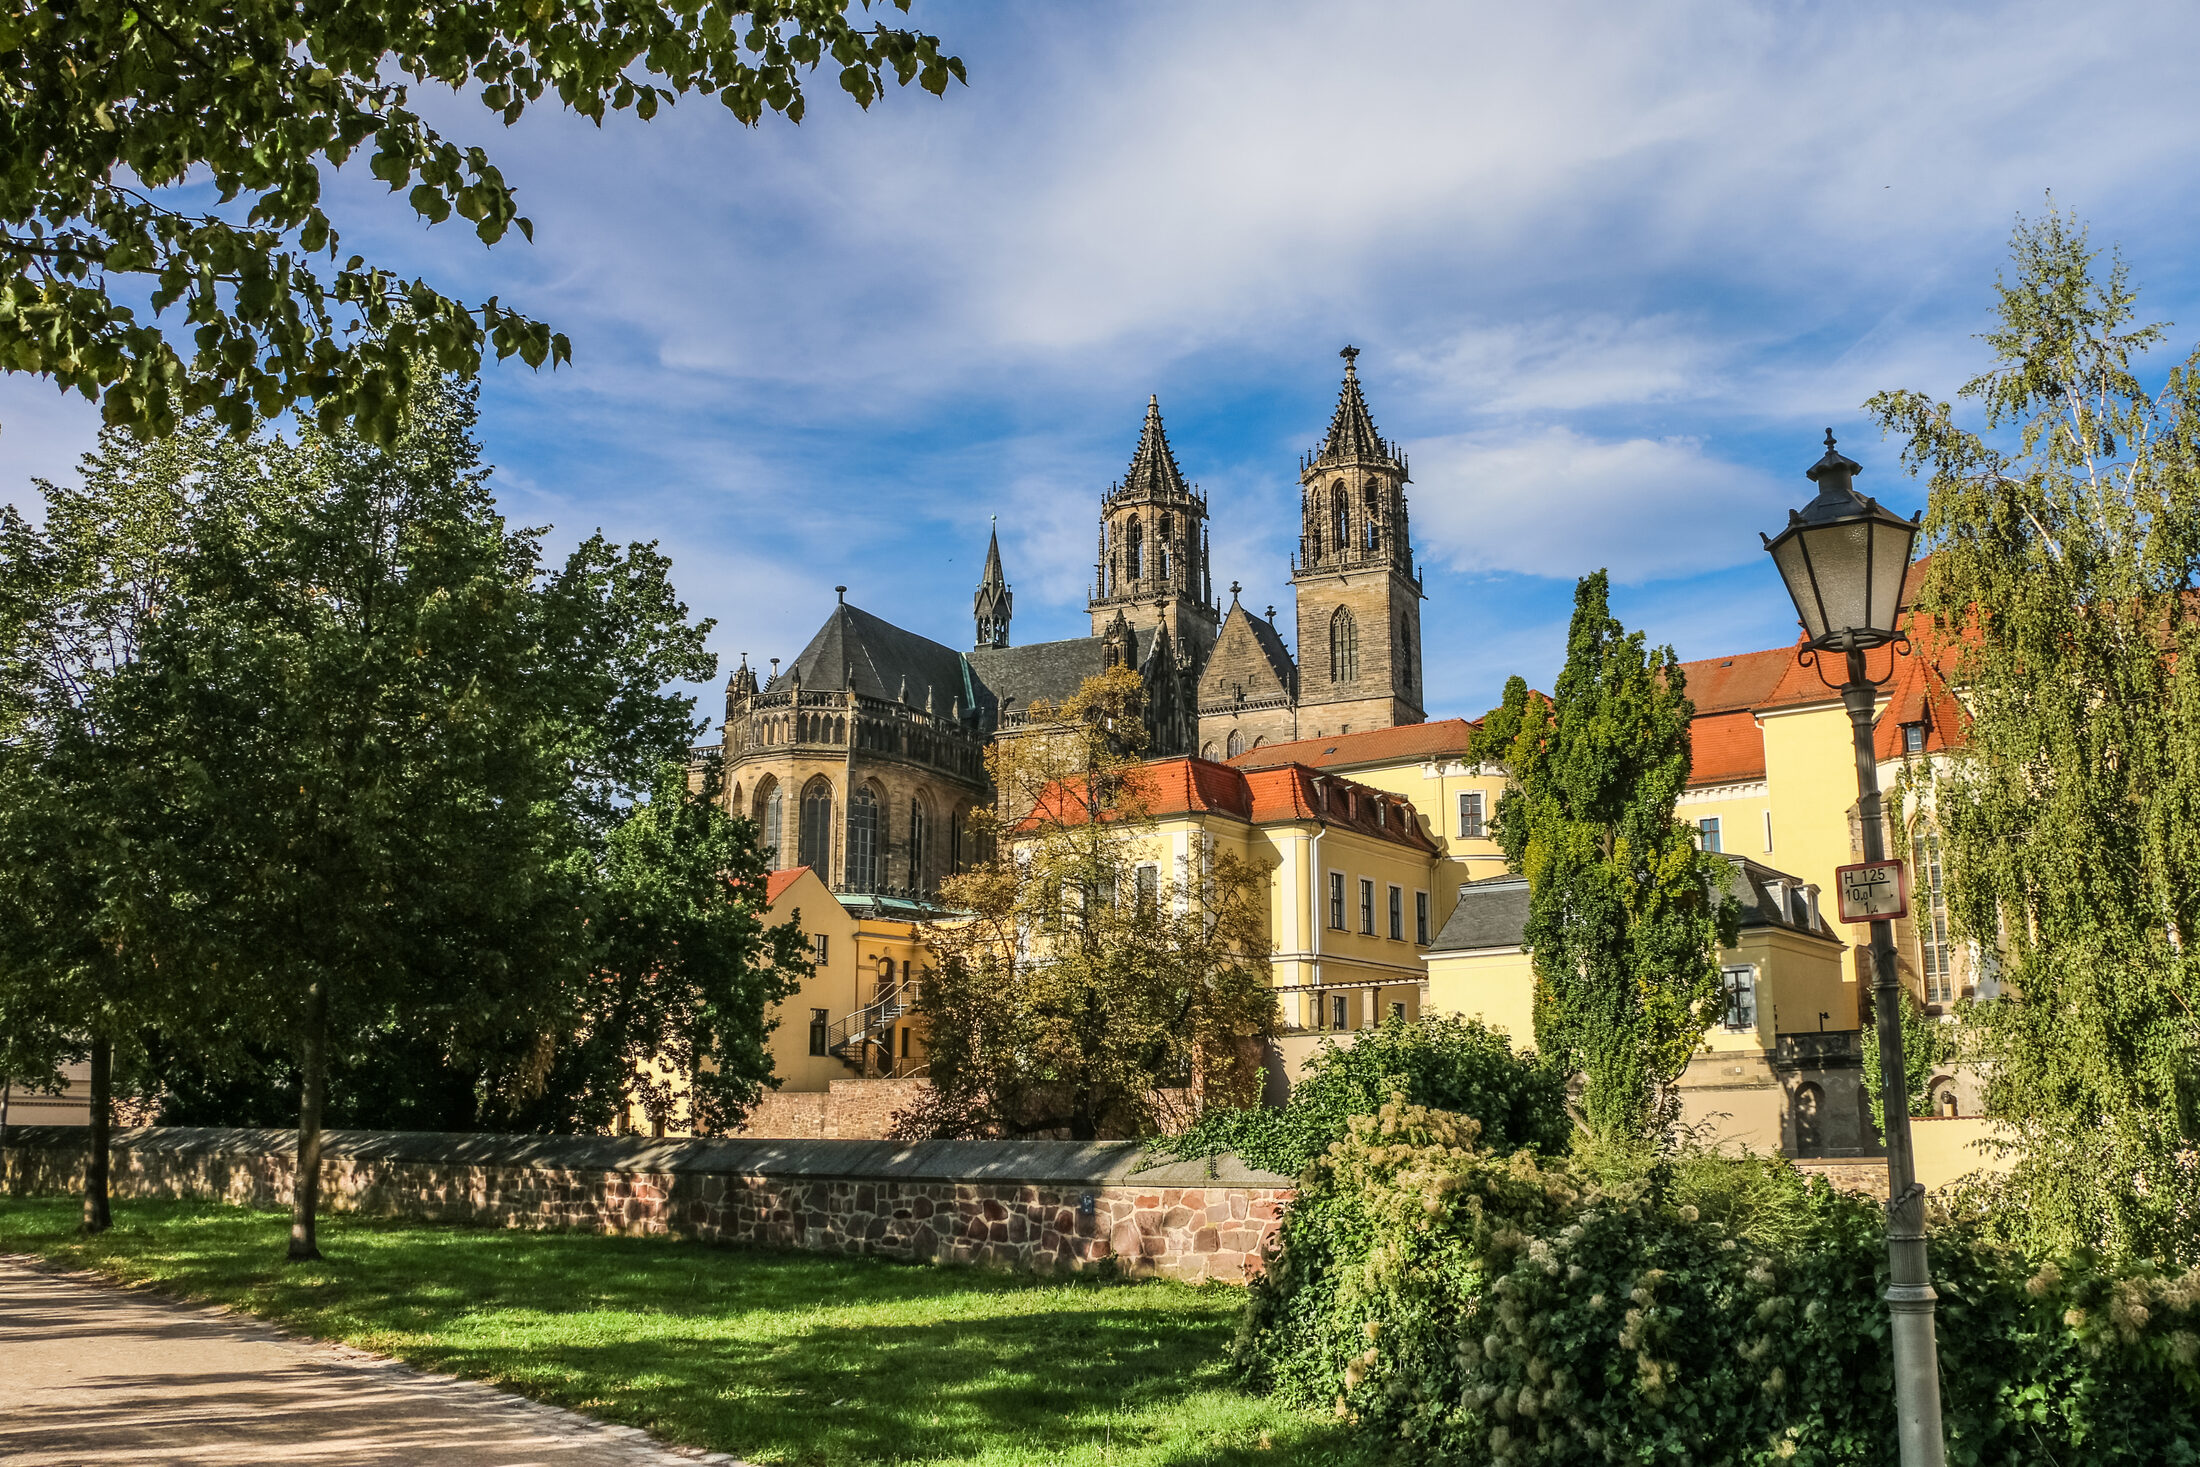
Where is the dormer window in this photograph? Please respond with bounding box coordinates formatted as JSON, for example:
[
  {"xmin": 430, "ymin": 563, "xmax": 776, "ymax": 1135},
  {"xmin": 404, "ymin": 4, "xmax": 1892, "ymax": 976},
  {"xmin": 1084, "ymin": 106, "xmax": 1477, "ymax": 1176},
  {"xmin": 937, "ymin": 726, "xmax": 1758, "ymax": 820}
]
[{"xmin": 1903, "ymin": 722, "xmax": 1927, "ymax": 754}]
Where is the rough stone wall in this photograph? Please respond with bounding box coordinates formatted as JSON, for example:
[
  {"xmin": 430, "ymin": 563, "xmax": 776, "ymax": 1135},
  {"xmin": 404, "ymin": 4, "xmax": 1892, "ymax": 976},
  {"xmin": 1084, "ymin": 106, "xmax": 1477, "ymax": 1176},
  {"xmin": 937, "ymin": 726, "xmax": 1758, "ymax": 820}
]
[
  {"xmin": 1, "ymin": 1128, "xmax": 1290, "ymax": 1284},
  {"xmin": 732, "ymin": 1078, "xmax": 929, "ymax": 1140}
]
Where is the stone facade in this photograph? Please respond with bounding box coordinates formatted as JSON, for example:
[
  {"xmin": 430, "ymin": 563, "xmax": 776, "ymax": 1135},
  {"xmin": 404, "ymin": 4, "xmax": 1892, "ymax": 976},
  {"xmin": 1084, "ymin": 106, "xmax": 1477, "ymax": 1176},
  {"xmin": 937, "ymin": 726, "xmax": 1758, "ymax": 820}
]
[{"xmin": 1, "ymin": 1127, "xmax": 1292, "ymax": 1284}]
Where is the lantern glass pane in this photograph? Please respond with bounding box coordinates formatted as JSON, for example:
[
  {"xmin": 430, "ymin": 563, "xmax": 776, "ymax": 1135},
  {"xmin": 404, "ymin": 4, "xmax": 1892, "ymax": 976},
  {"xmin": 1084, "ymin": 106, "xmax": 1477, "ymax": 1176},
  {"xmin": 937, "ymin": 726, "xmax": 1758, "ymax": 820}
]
[
  {"xmin": 1804, "ymin": 519, "xmax": 1872, "ymax": 639},
  {"xmin": 1868, "ymin": 519, "xmax": 1916, "ymax": 634},
  {"xmin": 1770, "ymin": 535, "xmax": 1827, "ymax": 642}
]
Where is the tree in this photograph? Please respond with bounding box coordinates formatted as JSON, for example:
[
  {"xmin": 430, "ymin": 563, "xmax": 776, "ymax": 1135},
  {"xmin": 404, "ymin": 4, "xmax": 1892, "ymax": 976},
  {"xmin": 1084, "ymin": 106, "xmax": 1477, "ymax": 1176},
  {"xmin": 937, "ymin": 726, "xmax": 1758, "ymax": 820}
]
[
  {"xmin": 911, "ymin": 665, "xmax": 1279, "ymax": 1141},
  {"xmin": 108, "ymin": 373, "xmax": 727, "ymax": 1257},
  {"xmin": 1870, "ymin": 208, "xmax": 2200, "ymax": 1264},
  {"xmin": 1470, "ymin": 571, "xmax": 1739, "ymax": 1149},
  {"xmin": 0, "ymin": 421, "xmax": 228, "ymax": 1229},
  {"xmin": 1, "ymin": 0, "xmax": 963, "ymax": 443},
  {"xmin": 520, "ymin": 759, "xmax": 810, "ymax": 1135}
]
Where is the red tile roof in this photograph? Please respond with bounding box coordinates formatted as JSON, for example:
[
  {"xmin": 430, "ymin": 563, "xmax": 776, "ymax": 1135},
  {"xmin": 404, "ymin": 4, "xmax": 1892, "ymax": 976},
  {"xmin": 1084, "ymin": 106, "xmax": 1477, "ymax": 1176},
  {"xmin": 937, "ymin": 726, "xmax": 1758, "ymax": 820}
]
[
  {"xmin": 1227, "ymin": 717, "xmax": 1478, "ymax": 772},
  {"xmin": 1677, "ymin": 645, "xmax": 1794, "ymax": 715},
  {"xmin": 1031, "ymin": 756, "xmax": 1437, "ymax": 854},
  {"xmin": 1689, "ymin": 708, "xmax": 1768, "ymax": 785},
  {"xmin": 765, "ymin": 868, "xmax": 811, "ymax": 905}
]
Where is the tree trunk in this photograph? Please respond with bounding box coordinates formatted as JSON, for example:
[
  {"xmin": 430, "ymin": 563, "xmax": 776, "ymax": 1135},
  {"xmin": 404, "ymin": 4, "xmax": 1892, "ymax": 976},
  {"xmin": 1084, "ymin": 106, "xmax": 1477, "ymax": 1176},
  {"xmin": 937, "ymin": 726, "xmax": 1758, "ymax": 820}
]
[
  {"xmin": 289, "ymin": 981, "xmax": 328, "ymax": 1262},
  {"xmin": 81, "ymin": 1035, "xmax": 112, "ymax": 1234}
]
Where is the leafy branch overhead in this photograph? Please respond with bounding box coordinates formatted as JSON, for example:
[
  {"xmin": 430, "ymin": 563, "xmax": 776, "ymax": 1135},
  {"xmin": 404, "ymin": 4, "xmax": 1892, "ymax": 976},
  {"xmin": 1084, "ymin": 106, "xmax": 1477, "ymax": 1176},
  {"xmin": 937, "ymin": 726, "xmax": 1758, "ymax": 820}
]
[{"xmin": 0, "ymin": 0, "xmax": 965, "ymax": 442}]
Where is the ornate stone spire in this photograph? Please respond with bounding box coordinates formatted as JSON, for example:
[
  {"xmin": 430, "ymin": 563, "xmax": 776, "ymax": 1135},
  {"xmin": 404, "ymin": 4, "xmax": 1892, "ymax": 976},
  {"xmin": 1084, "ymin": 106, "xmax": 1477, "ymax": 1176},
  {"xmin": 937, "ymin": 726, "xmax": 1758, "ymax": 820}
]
[
  {"xmin": 1312, "ymin": 345, "xmax": 1398, "ymax": 468},
  {"xmin": 1117, "ymin": 394, "xmax": 1192, "ymax": 502},
  {"xmin": 973, "ymin": 517, "xmax": 1012, "ymax": 649}
]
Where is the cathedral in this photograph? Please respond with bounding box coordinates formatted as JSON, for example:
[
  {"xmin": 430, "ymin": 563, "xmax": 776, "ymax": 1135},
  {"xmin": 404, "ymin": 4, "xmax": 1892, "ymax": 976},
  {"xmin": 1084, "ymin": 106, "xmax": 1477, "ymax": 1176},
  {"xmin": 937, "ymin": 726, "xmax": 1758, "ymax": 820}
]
[{"xmin": 708, "ymin": 349, "xmax": 1428, "ymax": 898}]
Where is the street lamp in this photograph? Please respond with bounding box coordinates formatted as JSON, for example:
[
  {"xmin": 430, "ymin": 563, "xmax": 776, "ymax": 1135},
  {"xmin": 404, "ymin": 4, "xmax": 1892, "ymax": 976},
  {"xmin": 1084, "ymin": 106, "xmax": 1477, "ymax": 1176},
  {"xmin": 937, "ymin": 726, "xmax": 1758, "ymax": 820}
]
[{"xmin": 1763, "ymin": 431, "xmax": 1942, "ymax": 1467}]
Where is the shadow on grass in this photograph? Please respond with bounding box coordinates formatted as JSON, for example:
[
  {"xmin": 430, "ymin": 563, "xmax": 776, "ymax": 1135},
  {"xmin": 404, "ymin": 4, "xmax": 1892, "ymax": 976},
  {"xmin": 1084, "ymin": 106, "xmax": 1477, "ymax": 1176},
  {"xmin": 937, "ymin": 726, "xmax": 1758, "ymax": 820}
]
[{"xmin": 0, "ymin": 1197, "xmax": 1378, "ymax": 1467}]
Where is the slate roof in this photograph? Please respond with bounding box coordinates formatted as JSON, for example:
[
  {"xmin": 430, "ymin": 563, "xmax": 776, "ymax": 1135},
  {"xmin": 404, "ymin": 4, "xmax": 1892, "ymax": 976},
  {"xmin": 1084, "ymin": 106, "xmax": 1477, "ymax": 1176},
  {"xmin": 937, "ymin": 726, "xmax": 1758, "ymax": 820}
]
[
  {"xmin": 1428, "ymin": 855, "xmax": 1840, "ymax": 956},
  {"xmin": 1229, "ymin": 718, "xmax": 1478, "ymax": 773},
  {"xmin": 1426, "ymin": 875, "xmax": 1531, "ymax": 953},
  {"xmin": 775, "ymin": 600, "xmax": 974, "ymax": 710},
  {"xmin": 967, "ymin": 633, "xmax": 1130, "ymax": 721},
  {"xmin": 1114, "ymin": 395, "xmax": 1192, "ymax": 503}
]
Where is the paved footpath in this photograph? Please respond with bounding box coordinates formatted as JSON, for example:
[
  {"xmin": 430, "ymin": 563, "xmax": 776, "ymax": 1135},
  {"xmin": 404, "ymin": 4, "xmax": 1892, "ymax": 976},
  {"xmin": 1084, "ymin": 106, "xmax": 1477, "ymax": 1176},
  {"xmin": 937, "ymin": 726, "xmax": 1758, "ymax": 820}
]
[{"xmin": 0, "ymin": 1255, "xmax": 748, "ymax": 1466}]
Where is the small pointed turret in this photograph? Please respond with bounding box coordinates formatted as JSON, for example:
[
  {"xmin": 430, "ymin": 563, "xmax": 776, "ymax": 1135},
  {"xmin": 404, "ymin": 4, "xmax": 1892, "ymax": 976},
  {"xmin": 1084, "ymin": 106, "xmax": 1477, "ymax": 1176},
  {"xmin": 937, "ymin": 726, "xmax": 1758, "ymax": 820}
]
[
  {"xmin": 1119, "ymin": 395, "xmax": 1192, "ymax": 502},
  {"xmin": 973, "ymin": 517, "xmax": 1013, "ymax": 649},
  {"xmin": 1314, "ymin": 345, "xmax": 1396, "ymax": 467}
]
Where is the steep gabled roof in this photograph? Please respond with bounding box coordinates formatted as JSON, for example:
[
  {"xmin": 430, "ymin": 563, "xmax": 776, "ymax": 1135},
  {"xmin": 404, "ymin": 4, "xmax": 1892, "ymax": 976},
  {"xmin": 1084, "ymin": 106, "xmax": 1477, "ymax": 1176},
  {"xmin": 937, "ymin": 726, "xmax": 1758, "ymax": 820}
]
[
  {"xmin": 1198, "ymin": 601, "xmax": 1297, "ymax": 708},
  {"xmin": 1229, "ymin": 718, "xmax": 1478, "ymax": 773},
  {"xmin": 765, "ymin": 867, "xmax": 812, "ymax": 905},
  {"xmin": 779, "ymin": 599, "xmax": 973, "ymax": 710}
]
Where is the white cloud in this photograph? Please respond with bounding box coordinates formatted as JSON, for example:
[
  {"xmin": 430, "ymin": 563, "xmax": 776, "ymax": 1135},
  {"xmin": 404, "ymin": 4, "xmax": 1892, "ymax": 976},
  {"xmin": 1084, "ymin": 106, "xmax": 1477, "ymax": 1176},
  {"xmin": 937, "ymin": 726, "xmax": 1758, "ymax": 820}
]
[{"xmin": 1409, "ymin": 427, "xmax": 1788, "ymax": 584}]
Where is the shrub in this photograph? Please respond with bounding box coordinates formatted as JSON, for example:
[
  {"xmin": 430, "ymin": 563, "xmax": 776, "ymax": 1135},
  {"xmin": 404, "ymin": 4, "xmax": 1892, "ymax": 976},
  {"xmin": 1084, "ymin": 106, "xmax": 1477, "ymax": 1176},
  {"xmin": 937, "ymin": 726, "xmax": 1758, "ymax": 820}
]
[
  {"xmin": 1240, "ymin": 1099, "xmax": 2200, "ymax": 1465},
  {"xmin": 1161, "ymin": 1013, "xmax": 1570, "ymax": 1179}
]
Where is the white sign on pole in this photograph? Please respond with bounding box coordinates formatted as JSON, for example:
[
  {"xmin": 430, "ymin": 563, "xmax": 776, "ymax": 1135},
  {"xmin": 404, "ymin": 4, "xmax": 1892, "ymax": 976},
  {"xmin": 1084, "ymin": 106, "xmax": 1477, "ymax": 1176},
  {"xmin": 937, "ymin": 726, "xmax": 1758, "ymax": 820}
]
[{"xmin": 1834, "ymin": 859, "xmax": 1908, "ymax": 923}]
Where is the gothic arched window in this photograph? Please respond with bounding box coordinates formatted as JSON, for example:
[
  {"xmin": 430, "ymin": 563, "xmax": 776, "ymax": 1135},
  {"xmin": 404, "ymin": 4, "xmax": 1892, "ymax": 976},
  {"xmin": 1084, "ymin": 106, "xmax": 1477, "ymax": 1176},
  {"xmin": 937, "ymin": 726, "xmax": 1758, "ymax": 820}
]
[
  {"xmin": 846, "ymin": 784, "xmax": 880, "ymax": 893},
  {"xmin": 1363, "ymin": 484, "xmax": 1380, "ymax": 551},
  {"xmin": 756, "ymin": 778, "xmax": 783, "ymax": 868},
  {"xmin": 1330, "ymin": 606, "xmax": 1359, "ymax": 684},
  {"xmin": 798, "ymin": 777, "xmax": 833, "ymax": 873},
  {"xmin": 1127, "ymin": 517, "xmax": 1144, "ymax": 580},
  {"xmin": 1398, "ymin": 614, "xmax": 1415, "ymax": 692},
  {"xmin": 909, "ymin": 797, "xmax": 929, "ymax": 891},
  {"xmin": 1226, "ymin": 729, "xmax": 1244, "ymax": 759},
  {"xmin": 1331, "ymin": 484, "xmax": 1349, "ymax": 555}
]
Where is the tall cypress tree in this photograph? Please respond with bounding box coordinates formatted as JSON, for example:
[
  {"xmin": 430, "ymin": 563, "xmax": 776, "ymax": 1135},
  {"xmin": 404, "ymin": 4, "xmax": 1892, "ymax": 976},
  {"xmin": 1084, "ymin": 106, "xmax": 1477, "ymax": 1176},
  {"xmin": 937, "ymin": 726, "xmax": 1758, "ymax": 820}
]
[
  {"xmin": 1473, "ymin": 571, "xmax": 1738, "ymax": 1147},
  {"xmin": 1871, "ymin": 209, "xmax": 2200, "ymax": 1263}
]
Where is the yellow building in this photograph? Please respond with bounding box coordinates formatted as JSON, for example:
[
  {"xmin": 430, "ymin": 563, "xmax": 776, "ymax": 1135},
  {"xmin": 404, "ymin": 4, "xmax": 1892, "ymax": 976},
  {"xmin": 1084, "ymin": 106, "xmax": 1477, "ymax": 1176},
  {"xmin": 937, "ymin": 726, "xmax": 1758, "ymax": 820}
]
[{"xmin": 759, "ymin": 866, "xmax": 938, "ymax": 1087}]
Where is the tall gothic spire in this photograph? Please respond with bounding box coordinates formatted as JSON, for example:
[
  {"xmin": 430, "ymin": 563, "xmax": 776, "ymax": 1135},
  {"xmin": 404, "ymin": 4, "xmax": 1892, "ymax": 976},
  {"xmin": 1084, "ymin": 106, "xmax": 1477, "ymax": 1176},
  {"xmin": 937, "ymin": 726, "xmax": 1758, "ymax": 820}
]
[
  {"xmin": 973, "ymin": 517, "xmax": 1012, "ymax": 649},
  {"xmin": 1313, "ymin": 345, "xmax": 1398, "ymax": 467},
  {"xmin": 1118, "ymin": 394, "xmax": 1192, "ymax": 501}
]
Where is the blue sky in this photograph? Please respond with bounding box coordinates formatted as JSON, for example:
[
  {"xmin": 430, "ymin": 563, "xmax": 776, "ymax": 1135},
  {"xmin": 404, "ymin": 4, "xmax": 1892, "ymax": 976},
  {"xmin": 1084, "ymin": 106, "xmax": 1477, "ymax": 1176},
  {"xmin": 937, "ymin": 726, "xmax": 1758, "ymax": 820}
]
[{"xmin": 9, "ymin": 0, "xmax": 2200, "ymax": 724}]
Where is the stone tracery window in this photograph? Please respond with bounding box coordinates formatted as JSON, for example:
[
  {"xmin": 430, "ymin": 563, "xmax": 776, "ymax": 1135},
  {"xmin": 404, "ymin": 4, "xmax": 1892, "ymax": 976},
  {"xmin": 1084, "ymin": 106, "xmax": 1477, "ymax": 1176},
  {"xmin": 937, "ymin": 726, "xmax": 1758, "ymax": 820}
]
[
  {"xmin": 846, "ymin": 783, "xmax": 881, "ymax": 893},
  {"xmin": 1329, "ymin": 606, "xmax": 1359, "ymax": 684},
  {"xmin": 1331, "ymin": 483, "xmax": 1349, "ymax": 556},
  {"xmin": 1226, "ymin": 729, "xmax": 1244, "ymax": 759},
  {"xmin": 756, "ymin": 777, "xmax": 783, "ymax": 868},
  {"xmin": 909, "ymin": 797, "xmax": 930, "ymax": 892},
  {"xmin": 798, "ymin": 776, "xmax": 833, "ymax": 873},
  {"xmin": 1128, "ymin": 517, "xmax": 1144, "ymax": 580},
  {"xmin": 1363, "ymin": 483, "xmax": 1380, "ymax": 551}
]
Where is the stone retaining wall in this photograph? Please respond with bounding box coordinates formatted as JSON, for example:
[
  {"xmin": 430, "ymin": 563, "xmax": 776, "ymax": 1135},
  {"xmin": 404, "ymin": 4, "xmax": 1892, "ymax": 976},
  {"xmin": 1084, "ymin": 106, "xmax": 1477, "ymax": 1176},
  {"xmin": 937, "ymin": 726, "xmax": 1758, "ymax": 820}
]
[{"xmin": 0, "ymin": 1127, "xmax": 1292, "ymax": 1284}]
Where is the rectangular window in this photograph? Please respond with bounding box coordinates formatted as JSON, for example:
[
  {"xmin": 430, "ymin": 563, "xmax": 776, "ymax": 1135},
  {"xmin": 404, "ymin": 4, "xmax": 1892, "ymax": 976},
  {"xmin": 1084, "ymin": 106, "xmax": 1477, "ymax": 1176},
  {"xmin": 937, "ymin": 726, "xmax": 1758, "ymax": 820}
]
[
  {"xmin": 1918, "ymin": 836, "xmax": 1955, "ymax": 1004},
  {"xmin": 899, "ymin": 1026, "xmax": 912, "ymax": 1058},
  {"xmin": 1389, "ymin": 1000, "xmax": 1407, "ymax": 1023},
  {"xmin": 1721, "ymin": 966, "xmax": 1756, "ymax": 1031},
  {"xmin": 1329, "ymin": 871, "xmax": 1346, "ymax": 929},
  {"xmin": 1135, "ymin": 863, "xmax": 1159, "ymax": 915},
  {"xmin": 1458, "ymin": 790, "xmax": 1486, "ymax": 839},
  {"xmin": 1699, "ymin": 816, "xmax": 1722, "ymax": 853},
  {"xmin": 1359, "ymin": 878, "xmax": 1376, "ymax": 934},
  {"xmin": 1415, "ymin": 890, "xmax": 1430, "ymax": 945},
  {"xmin": 812, "ymin": 933, "xmax": 829, "ymax": 964},
  {"xmin": 1331, "ymin": 994, "xmax": 1349, "ymax": 1031},
  {"xmin": 1903, "ymin": 722, "xmax": 1927, "ymax": 754},
  {"xmin": 808, "ymin": 1008, "xmax": 829, "ymax": 1057},
  {"xmin": 1388, "ymin": 885, "xmax": 1404, "ymax": 941}
]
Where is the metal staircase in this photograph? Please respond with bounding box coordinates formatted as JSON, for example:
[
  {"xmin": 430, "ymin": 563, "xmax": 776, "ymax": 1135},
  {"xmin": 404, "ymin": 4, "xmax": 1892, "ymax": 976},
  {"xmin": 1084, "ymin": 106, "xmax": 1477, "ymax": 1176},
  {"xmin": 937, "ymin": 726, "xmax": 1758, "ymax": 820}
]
[{"xmin": 827, "ymin": 982, "xmax": 917, "ymax": 1077}]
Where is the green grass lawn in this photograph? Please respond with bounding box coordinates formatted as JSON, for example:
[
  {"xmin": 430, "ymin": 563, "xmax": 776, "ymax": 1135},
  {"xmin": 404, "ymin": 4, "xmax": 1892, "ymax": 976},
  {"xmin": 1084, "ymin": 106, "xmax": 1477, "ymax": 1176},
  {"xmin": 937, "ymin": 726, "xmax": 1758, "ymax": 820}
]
[{"xmin": 0, "ymin": 1197, "xmax": 1372, "ymax": 1466}]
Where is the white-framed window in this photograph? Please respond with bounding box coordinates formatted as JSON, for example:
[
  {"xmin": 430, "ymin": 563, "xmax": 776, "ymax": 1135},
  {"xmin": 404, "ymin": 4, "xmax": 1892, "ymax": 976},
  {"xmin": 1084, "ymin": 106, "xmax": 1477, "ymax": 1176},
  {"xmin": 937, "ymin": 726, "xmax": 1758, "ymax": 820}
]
[
  {"xmin": 1903, "ymin": 722, "xmax": 1927, "ymax": 754},
  {"xmin": 1359, "ymin": 878, "xmax": 1376, "ymax": 934},
  {"xmin": 1415, "ymin": 890, "xmax": 1430, "ymax": 945},
  {"xmin": 1721, "ymin": 965, "xmax": 1756, "ymax": 1031},
  {"xmin": 1329, "ymin": 870, "xmax": 1347, "ymax": 929},
  {"xmin": 1918, "ymin": 836, "xmax": 1954, "ymax": 1004},
  {"xmin": 812, "ymin": 932, "xmax": 829, "ymax": 963},
  {"xmin": 1387, "ymin": 884, "xmax": 1404, "ymax": 940},
  {"xmin": 1458, "ymin": 790, "xmax": 1486, "ymax": 839},
  {"xmin": 1698, "ymin": 816, "xmax": 1722, "ymax": 853}
]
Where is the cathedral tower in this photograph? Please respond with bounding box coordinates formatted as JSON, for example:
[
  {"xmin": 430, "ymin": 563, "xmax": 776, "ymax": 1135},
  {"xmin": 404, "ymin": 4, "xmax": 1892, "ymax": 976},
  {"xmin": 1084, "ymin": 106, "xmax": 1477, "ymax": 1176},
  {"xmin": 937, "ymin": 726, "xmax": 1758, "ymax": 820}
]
[
  {"xmin": 1289, "ymin": 348, "xmax": 1425, "ymax": 734},
  {"xmin": 1088, "ymin": 396, "xmax": 1219, "ymax": 669}
]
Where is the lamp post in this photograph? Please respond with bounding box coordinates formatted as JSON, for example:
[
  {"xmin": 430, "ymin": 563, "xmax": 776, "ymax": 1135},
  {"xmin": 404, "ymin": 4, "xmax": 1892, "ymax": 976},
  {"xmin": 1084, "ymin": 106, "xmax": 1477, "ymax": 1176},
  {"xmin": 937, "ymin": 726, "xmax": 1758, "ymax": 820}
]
[{"xmin": 1763, "ymin": 431, "xmax": 1944, "ymax": 1467}]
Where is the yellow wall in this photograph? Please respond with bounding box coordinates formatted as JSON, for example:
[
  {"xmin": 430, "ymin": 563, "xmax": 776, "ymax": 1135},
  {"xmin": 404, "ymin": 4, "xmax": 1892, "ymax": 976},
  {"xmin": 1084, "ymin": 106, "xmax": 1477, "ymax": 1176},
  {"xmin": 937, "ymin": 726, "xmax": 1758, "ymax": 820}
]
[
  {"xmin": 1306, "ymin": 758, "xmax": 1509, "ymax": 932},
  {"xmin": 1909, "ymin": 1116, "xmax": 2016, "ymax": 1189},
  {"xmin": 1759, "ymin": 700, "xmax": 1881, "ymax": 997},
  {"xmin": 1676, "ymin": 785, "xmax": 1775, "ymax": 866},
  {"xmin": 1698, "ymin": 925, "xmax": 1854, "ymax": 1054},
  {"xmin": 1423, "ymin": 945, "xmax": 1537, "ymax": 1047},
  {"xmin": 761, "ymin": 868, "xmax": 863, "ymax": 1092}
]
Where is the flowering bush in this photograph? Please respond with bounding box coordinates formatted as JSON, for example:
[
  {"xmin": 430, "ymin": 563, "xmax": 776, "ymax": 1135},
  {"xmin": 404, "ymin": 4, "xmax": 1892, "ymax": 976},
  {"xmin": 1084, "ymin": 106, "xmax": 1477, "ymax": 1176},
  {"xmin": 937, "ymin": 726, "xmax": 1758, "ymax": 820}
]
[{"xmin": 1238, "ymin": 1100, "xmax": 2200, "ymax": 1464}]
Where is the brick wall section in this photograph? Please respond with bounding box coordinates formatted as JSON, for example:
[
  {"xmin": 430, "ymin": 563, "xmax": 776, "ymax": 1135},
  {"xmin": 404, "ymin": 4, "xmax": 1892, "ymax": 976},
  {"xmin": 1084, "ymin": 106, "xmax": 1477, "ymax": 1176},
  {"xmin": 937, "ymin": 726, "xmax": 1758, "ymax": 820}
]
[
  {"xmin": 0, "ymin": 1127, "xmax": 1292, "ymax": 1284},
  {"xmin": 732, "ymin": 1078, "xmax": 930, "ymax": 1140}
]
